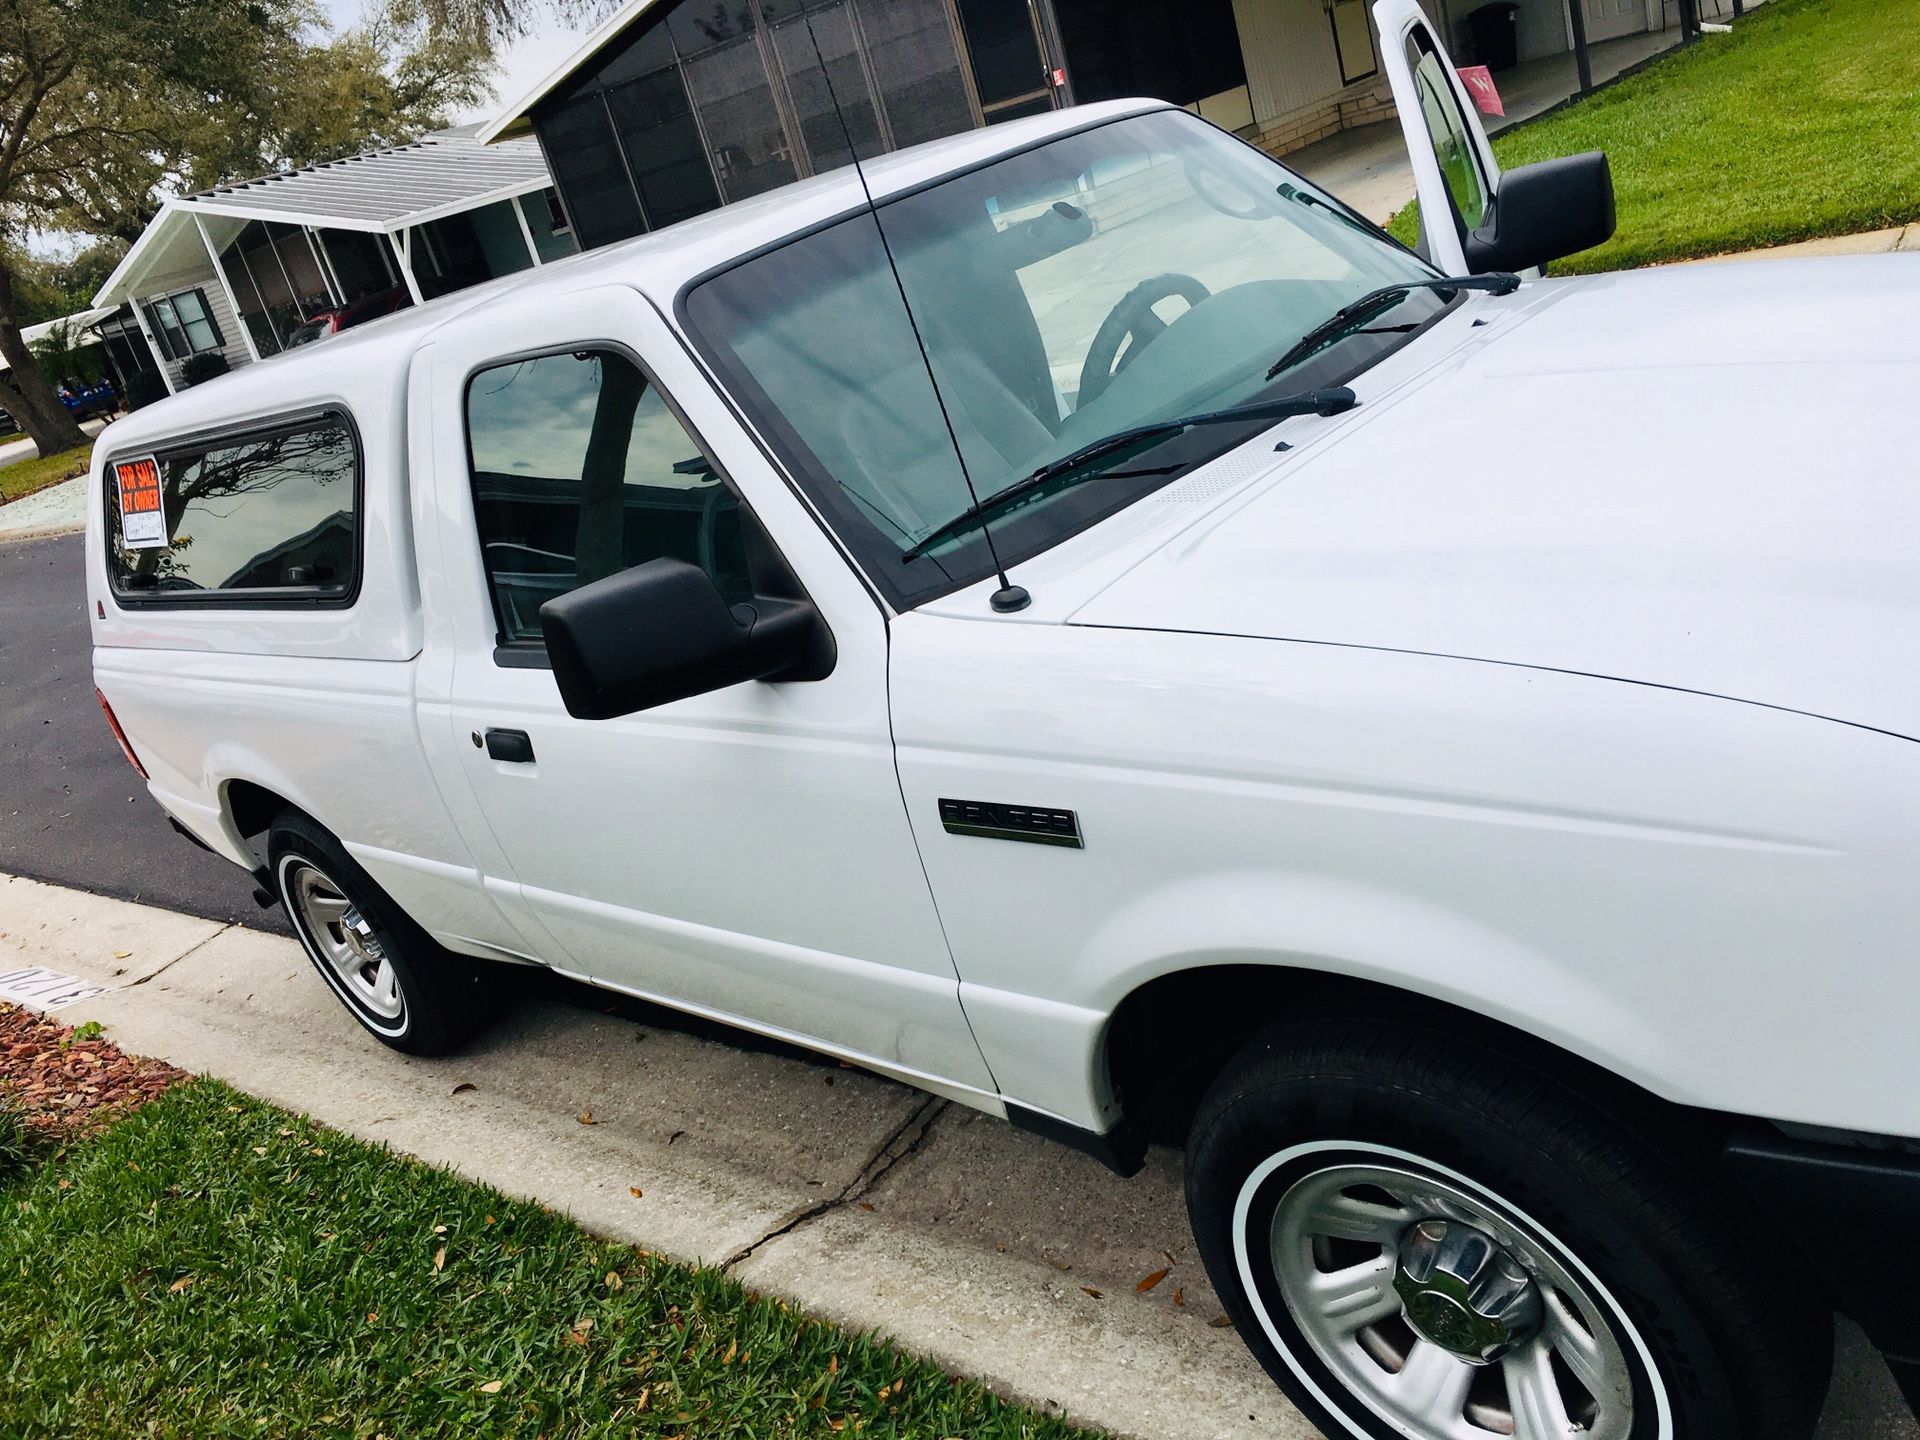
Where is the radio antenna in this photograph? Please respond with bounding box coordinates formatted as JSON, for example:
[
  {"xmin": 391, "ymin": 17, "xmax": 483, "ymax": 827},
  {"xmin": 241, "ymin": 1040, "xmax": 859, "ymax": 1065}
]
[{"xmin": 798, "ymin": 11, "xmax": 1029, "ymax": 613}]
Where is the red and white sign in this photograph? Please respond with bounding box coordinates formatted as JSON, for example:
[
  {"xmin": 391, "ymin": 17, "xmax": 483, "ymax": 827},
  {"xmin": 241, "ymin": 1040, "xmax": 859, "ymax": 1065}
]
[
  {"xmin": 1456, "ymin": 65, "xmax": 1505, "ymax": 117},
  {"xmin": 113, "ymin": 454, "xmax": 166, "ymax": 549}
]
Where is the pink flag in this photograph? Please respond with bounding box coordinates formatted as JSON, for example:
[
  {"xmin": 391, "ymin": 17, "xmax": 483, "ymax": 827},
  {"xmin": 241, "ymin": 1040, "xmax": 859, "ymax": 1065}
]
[{"xmin": 1456, "ymin": 65, "xmax": 1505, "ymax": 117}]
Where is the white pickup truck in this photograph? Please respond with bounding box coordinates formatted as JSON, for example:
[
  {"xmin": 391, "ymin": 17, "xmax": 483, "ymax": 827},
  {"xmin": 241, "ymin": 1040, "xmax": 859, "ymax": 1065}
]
[{"xmin": 85, "ymin": 8, "xmax": 1919, "ymax": 1437}]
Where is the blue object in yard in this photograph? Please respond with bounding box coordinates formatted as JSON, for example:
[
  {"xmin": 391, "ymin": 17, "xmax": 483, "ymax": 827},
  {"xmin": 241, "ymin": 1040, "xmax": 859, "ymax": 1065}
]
[{"xmin": 60, "ymin": 379, "xmax": 117, "ymax": 421}]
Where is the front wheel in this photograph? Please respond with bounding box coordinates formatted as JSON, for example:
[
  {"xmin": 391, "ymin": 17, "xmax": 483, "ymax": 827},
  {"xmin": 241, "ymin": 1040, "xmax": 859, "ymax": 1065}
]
[{"xmin": 1185, "ymin": 1014, "xmax": 1830, "ymax": 1440}]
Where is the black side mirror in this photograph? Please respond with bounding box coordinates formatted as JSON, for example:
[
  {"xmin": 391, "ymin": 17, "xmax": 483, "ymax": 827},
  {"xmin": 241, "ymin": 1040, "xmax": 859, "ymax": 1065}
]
[
  {"xmin": 1465, "ymin": 151, "xmax": 1616, "ymax": 275},
  {"xmin": 541, "ymin": 558, "xmax": 834, "ymax": 720}
]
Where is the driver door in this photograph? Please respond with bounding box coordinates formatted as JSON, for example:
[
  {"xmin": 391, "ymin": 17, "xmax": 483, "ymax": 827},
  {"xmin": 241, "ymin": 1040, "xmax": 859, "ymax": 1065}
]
[{"xmin": 1373, "ymin": 0, "xmax": 1504, "ymax": 275}]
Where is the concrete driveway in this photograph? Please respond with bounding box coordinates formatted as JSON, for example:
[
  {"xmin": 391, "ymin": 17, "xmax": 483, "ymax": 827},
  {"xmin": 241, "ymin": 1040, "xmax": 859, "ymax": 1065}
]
[{"xmin": 4, "ymin": 870, "xmax": 1914, "ymax": 1440}]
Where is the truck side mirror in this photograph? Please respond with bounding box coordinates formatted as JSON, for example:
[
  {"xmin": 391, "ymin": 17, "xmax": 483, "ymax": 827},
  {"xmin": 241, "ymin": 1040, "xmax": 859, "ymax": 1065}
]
[
  {"xmin": 1465, "ymin": 151, "xmax": 1616, "ymax": 275},
  {"xmin": 541, "ymin": 558, "xmax": 833, "ymax": 720}
]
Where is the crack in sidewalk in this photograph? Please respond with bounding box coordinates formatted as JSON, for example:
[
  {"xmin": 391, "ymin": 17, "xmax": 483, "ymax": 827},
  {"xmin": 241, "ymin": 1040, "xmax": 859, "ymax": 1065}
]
[
  {"xmin": 720, "ymin": 1092, "xmax": 948, "ymax": 1271},
  {"xmin": 117, "ymin": 923, "xmax": 234, "ymax": 991}
]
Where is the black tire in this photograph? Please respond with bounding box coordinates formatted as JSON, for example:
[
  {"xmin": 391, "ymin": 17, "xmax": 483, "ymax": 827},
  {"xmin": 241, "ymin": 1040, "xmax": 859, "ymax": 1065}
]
[
  {"xmin": 267, "ymin": 809, "xmax": 482, "ymax": 1056},
  {"xmin": 1185, "ymin": 1012, "xmax": 1830, "ymax": 1440}
]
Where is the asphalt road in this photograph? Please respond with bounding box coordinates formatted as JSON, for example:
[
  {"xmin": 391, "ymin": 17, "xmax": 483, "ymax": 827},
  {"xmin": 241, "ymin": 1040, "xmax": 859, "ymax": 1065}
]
[{"xmin": 0, "ymin": 531, "xmax": 287, "ymax": 931}]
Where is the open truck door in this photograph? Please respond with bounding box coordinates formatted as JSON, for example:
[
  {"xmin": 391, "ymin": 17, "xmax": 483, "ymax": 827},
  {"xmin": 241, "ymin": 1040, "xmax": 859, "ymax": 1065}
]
[{"xmin": 1374, "ymin": 0, "xmax": 1618, "ymax": 274}]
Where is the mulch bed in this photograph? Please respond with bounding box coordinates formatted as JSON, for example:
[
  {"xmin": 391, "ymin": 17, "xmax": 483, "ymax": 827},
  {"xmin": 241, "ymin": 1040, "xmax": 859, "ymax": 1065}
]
[{"xmin": 0, "ymin": 1003, "xmax": 185, "ymax": 1137}]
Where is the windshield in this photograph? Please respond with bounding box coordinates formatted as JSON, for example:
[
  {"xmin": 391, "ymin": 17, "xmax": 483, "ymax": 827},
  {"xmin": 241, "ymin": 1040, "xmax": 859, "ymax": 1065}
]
[{"xmin": 683, "ymin": 109, "xmax": 1443, "ymax": 608}]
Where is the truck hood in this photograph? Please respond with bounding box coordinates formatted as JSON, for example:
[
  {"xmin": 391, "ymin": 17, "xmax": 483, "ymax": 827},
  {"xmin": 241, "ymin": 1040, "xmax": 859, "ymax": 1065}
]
[{"xmin": 1071, "ymin": 256, "xmax": 1920, "ymax": 739}]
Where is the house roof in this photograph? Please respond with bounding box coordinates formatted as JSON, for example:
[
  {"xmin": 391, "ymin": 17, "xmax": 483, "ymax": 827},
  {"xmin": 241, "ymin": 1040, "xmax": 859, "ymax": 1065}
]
[
  {"xmin": 177, "ymin": 128, "xmax": 552, "ymax": 229},
  {"xmin": 93, "ymin": 129, "xmax": 554, "ymax": 310},
  {"xmin": 0, "ymin": 306, "xmax": 119, "ymax": 375},
  {"xmin": 476, "ymin": 0, "xmax": 668, "ymax": 144}
]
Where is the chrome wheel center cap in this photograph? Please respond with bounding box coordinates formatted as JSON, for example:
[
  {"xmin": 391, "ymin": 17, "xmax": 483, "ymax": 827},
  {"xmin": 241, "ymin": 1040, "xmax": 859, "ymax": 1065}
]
[
  {"xmin": 1393, "ymin": 1217, "xmax": 1543, "ymax": 1365},
  {"xmin": 340, "ymin": 907, "xmax": 383, "ymax": 964}
]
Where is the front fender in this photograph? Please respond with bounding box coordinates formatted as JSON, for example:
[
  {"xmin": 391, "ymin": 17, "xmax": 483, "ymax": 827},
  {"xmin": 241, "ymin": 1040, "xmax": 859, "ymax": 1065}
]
[{"xmin": 895, "ymin": 616, "xmax": 1920, "ymax": 1138}]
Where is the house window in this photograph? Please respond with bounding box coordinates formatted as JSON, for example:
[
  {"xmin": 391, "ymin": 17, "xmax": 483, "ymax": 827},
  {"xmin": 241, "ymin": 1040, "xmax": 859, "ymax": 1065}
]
[{"xmin": 145, "ymin": 289, "xmax": 224, "ymax": 361}]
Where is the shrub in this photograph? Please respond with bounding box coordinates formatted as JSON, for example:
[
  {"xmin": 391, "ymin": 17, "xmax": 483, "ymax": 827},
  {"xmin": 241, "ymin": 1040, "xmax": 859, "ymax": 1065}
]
[
  {"xmin": 180, "ymin": 352, "xmax": 230, "ymax": 387},
  {"xmin": 123, "ymin": 371, "xmax": 169, "ymax": 410}
]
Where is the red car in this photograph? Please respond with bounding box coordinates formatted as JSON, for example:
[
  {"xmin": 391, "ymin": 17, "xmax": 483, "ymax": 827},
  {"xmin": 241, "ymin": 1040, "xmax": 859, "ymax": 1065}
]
[{"xmin": 284, "ymin": 286, "xmax": 412, "ymax": 347}]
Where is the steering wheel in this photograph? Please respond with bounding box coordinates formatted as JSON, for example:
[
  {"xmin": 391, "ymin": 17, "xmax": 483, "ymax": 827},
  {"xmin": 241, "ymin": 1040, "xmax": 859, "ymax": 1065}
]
[
  {"xmin": 1077, "ymin": 273, "xmax": 1212, "ymax": 409},
  {"xmin": 1183, "ymin": 157, "xmax": 1268, "ymax": 221}
]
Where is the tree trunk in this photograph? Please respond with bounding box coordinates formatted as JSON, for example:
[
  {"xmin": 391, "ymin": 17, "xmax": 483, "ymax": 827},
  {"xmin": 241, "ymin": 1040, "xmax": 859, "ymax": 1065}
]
[
  {"xmin": 574, "ymin": 357, "xmax": 646, "ymax": 587},
  {"xmin": 0, "ymin": 257, "xmax": 91, "ymax": 457}
]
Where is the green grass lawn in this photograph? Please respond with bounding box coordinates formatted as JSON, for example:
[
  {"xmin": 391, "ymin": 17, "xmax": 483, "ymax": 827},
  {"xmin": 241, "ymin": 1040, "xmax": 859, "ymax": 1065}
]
[
  {"xmin": 1391, "ymin": 0, "xmax": 1920, "ymax": 272},
  {"xmin": 0, "ymin": 442, "xmax": 92, "ymax": 507},
  {"xmin": 0, "ymin": 1080, "xmax": 1096, "ymax": 1439}
]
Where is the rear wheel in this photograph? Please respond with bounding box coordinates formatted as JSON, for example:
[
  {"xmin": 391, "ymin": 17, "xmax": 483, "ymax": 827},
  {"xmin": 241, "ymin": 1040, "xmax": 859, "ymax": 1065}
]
[
  {"xmin": 1185, "ymin": 1013, "xmax": 1830, "ymax": 1440},
  {"xmin": 269, "ymin": 810, "xmax": 482, "ymax": 1056}
]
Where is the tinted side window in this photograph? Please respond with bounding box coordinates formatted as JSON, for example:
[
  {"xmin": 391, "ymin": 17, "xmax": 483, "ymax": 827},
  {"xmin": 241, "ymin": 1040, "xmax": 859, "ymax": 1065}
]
[
  {"xmin": 106, "ymin": 416, "xmax": 358, "ymax": 601},
  {"xmin": 464, "ymin": 349, "xmax": 750, "ymax": 646}
]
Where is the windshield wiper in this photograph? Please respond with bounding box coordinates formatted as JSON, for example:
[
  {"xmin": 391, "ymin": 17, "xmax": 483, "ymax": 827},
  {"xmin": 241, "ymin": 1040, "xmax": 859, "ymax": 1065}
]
[
  {"xmin": 1276, "ymin": 182, "xmax": 1380, "ymax": 240},
  {"xmin": 901, "ymin": 386, "xmax": 1357, "ymax": 562},
  {"xmin": 1264, "ymin": 272, "xmax": 1520, "ymax": 382}
]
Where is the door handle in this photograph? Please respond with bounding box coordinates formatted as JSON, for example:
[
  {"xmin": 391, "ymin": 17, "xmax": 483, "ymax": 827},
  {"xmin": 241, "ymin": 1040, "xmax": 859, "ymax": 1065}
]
[{"xmin": 480, "ymin": 728, "xmax": 535, "ymax": 764}]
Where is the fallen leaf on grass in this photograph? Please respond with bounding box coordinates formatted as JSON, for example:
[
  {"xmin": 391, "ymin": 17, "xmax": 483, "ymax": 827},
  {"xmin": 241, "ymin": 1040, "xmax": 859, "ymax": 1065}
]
[
  {"xmin": 1135, "ymin": 1267, "xmax": 1170, "ymax": 1293},
  {"xmin": 432, "ymin": 1224, "xmax": 447, "ymax": 1235},
  {"xmin": 432, "ymin": 1247, "xmax": 446, "ymax": 1272},
  {"xmin": 605, "ymin": 1271, "xmax": 623, "ymax": 1290},
  {"xmin": 478, "ymin": 1380, "xmax": 503, "ymax": 1394},
  {"xmin": 168, "ymin": 1275, "xmax": 194, "ymax": 1294}
]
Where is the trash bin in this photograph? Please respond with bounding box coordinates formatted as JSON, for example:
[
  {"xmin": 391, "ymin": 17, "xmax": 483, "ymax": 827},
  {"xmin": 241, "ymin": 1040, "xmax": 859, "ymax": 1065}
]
[{"xmin": 1466, "ymin": 1, "xmax": 1520, "ymax": 71}]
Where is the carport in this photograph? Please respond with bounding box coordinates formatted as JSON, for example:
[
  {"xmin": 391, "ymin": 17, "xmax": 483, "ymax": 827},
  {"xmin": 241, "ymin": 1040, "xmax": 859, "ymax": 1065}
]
[{"xmin": 93, "ymin": 126, "xmax": 575, "ymax": 396}]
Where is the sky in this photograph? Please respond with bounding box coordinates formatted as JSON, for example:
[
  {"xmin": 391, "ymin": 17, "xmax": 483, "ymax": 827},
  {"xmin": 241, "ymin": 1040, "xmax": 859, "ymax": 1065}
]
[{"xmin": 320, "ymin": 0, "xmax": 598, "ymax": 125}]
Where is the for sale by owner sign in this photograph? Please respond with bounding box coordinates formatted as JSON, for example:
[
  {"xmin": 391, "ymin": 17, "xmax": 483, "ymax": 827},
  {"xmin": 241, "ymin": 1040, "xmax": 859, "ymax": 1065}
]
[{"xmin": 113, "ymin": 454, "xmax": 167, "ymax": 548}]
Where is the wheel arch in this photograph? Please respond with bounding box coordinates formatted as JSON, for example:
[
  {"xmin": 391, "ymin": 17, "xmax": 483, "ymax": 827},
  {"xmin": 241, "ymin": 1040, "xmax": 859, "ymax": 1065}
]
[
  {"xmin": 223, "ymin": 776, "xmax": 299, "ymax": 841},
  {"xmin": 1101, "ymin": 962, "xmax": 1732, "ymax": 1158}
]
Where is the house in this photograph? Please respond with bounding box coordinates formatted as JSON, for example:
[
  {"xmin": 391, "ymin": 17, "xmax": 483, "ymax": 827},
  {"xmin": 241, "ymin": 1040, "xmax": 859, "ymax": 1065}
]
[
  {"xmin": 92, "ymin": 126, "xmax": 578, "ymax": 395},
  {"xmin": 478, "ymin": 0, "xmax": 1687, "ymax": 251}
]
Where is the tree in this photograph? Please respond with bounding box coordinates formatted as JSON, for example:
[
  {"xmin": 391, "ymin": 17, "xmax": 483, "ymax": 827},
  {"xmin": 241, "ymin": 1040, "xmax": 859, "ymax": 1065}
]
[
  {"xmin": 27, "ymin": 316, "xmax": 101, "ymax": 386},
  {"xmin": 0, "ymin": 0, "xmax": 493, "ymax": 458},
  {"xmin": 410, "ymin": 0, "xmax": 611, "ymax": 50}
]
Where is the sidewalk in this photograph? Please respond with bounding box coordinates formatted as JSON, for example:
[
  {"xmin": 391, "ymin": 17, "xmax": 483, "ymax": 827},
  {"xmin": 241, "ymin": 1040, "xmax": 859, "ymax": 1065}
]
[
  {"xmin": 3, "ymin": 870, "xmax": 1913, "ymax": 1439},
  {"xmin": 0, "ymin": 474, "xmax": 88, "ymax": 542},
  {"xmin": 0, "ymin": 415, "xmax": 107, "ymax": 542}
]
